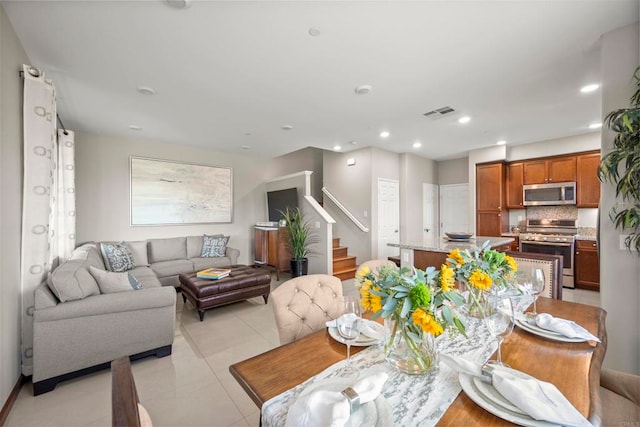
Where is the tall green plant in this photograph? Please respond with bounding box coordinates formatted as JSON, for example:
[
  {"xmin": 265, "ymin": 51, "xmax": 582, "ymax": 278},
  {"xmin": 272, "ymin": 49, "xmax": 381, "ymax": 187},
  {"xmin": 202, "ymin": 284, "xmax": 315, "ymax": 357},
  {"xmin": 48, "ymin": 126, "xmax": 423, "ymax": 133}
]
[
  {"xmin": 281, "ymin": 207, "xmax": 317, "ymax": 260},
  {"xmin": 598, "ymin": 66, "xmax": 640, "ymax": 254}
]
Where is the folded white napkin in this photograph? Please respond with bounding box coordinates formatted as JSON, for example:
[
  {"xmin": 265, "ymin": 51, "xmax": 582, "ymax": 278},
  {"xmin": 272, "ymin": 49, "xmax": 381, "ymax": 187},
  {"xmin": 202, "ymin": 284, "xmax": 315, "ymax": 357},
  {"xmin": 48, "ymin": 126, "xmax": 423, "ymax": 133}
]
[
  {"xmin": 441, "ymin": 355, "xmax": 592, "ymax": 427},
  {"xmin": 285, "ymin": 372, "xmax": 389, "ymax": 427},
  {"xmin": 326, "ymin": 315, "xmax": 385, "ymax": 340},
  {"xmin": 535, "ymin": 313, "xmax": 601, "ymax": 342}
]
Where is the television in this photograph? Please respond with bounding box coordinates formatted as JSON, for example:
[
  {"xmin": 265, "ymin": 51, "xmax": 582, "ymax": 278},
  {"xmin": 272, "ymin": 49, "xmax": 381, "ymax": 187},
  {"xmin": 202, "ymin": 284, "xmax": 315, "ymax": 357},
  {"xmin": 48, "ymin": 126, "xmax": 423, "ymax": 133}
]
[{"xmin": 267, "ymin": 188, "xmax": 299, "ymax": 222}]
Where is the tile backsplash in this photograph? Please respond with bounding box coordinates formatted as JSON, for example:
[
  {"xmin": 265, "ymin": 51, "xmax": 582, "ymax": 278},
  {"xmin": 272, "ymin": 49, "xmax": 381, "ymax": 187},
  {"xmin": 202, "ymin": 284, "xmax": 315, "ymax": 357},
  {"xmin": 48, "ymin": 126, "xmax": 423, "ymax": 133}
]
[{"xmin": 526, "ymin": 206, "xmax": 578, "ymax": 220}]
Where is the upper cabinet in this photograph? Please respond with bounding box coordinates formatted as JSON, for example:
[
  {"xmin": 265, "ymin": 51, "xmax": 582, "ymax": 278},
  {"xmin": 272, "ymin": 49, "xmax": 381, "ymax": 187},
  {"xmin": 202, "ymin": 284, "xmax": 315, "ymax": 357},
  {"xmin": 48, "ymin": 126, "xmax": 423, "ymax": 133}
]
[
  {"xmin": 576, "ymin": 152, "xmax": 601, "ymax": 208},
  {"xmin": 523, "ymin": 156, "xmax": 576, "ymax": 185},
  {"xmin": 506, "ymin": 162, "xmax": 524, "ymax": 209}
]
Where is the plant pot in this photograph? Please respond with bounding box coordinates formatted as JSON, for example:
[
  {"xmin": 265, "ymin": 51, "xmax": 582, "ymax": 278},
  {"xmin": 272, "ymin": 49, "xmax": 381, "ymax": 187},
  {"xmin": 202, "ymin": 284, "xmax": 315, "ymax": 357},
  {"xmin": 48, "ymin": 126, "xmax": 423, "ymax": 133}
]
[{"xmin": 290, "ymin": 258, "xmax": 308, "ymax": 277}]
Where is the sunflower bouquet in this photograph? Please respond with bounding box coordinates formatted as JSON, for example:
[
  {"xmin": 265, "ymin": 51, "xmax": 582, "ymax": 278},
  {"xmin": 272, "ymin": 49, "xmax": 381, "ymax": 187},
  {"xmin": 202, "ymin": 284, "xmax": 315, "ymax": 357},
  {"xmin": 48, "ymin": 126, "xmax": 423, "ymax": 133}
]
[
  {"xmin": 445, "ymin": 240, "xmax": 518, "ymax": 317},
  {"xmin": 356, "ymin": 264, "xmax": 467, "ymax": 374}
]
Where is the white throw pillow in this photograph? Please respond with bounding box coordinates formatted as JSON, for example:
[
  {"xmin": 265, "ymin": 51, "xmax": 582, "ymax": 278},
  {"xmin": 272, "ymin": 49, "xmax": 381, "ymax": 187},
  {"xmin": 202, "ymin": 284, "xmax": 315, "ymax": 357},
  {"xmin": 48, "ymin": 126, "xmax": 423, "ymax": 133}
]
[{"xmin": 89, "ymin": 266, "xmax": 143, "ymax": 294}]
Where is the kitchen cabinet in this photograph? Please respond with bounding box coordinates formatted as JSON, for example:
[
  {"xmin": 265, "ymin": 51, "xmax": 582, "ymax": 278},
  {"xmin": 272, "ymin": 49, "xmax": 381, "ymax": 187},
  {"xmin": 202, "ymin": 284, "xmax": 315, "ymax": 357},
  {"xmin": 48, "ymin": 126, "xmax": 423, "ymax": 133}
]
[
  {"xmin": 476, "ymin": 162, "xmax": 508, "ymax": 237},
  {"xmin": 576, "ymin": 152, "xmax": 601, "ymax": 208},
  {"xmin": 575, "ymin": 239, "xmax": 599, "ymax": 290},
  {"xmin": 506, "ymin": 162, "xmax": 524, "ymax": 209},
  {"xmin": 523, "ymin": 156, "xmax": 576, "ymax": 185},
  {"xmin": 254, "ymin": 226, "xmax": 291, "ymax": 279},
  {"xmin": 508, "ymin": 236, "xmax": 520, "ymax": 252}
]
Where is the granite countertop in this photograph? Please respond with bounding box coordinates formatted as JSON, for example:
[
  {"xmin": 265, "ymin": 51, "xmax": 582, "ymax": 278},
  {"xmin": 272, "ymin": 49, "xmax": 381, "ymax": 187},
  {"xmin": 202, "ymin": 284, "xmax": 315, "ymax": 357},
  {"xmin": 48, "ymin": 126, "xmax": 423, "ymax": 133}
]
[
  {"xmin": 575, "ymin": 235, "xmax": 597, "ymax": 241},
  {"xmin": 388, "ymin": 236, "xmax": 514, "ymax": 254}
]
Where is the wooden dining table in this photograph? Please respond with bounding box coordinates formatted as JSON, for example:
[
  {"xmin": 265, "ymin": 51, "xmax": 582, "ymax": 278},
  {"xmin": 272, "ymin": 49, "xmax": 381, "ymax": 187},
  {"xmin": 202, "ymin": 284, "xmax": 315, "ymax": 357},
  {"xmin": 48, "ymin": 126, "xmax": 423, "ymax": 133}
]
[{"xmin": 229, "ymin": 297, "xmax": 607, "ymax": 426}]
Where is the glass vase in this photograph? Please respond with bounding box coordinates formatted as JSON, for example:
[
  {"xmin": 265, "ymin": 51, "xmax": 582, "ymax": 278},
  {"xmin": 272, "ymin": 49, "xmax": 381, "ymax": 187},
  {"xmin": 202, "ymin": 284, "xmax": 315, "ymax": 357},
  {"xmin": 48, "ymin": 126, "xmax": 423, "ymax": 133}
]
[
  {"xmin": 384, "ymin": 318, "xmax": 438, "ymax": 375},
  {"xmin": 460, "ymin": 281, "xmax": 488, "ymax": 318}
]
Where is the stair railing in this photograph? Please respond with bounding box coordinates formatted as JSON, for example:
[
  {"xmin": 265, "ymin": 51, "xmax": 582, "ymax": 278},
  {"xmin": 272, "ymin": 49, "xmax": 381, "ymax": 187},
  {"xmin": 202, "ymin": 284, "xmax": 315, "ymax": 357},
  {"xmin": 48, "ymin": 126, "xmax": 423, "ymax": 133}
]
[{"xmin": 322, "ymin": 187, "xmax": 370, "ymax": 233}]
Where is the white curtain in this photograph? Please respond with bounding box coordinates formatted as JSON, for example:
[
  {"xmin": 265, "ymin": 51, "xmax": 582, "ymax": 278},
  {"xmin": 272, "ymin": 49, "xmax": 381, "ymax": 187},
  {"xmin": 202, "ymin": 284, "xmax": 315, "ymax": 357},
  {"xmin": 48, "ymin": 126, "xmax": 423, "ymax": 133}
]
[{"xmin": 20, "ymin": 64, "xmax": 76, "ymax": 375}]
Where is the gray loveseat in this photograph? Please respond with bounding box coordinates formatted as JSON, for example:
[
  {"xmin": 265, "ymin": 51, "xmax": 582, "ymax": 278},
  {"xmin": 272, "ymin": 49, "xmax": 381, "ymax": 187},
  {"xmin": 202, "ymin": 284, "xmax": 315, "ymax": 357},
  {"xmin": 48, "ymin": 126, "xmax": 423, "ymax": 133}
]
[{"xmin": 32, "ymin": 235, "xmax": 239, "ymax": 394}]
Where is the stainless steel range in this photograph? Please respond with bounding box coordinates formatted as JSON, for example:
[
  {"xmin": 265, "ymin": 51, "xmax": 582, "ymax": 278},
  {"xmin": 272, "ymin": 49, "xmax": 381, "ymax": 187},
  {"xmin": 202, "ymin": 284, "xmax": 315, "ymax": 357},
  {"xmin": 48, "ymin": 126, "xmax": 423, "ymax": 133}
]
[{"xmin": 519, "ymin": 219, "xmax": 577, "ymax": 288}]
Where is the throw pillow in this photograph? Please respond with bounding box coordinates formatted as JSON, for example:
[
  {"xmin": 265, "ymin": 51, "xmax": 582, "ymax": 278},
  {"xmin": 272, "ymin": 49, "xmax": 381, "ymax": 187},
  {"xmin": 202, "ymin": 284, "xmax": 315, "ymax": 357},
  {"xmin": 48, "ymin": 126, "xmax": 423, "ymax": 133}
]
[
  {"xmin": 201, "ymin": 235, "xmax": 229, "ymax": 258},
  {"xmin": 127, "ymin": 241, "xmax": 150, "ymax": 267},
  {"xmin": 47, "ymin": 260, "xmax": 100, "ymax": 302},
  {"xmin": 89, "ymin": 266, "xmax": 143, "ymax": 294},
  {"xmin": 100, "ymin": 242, "xmax": 136, "ymax": 272}
]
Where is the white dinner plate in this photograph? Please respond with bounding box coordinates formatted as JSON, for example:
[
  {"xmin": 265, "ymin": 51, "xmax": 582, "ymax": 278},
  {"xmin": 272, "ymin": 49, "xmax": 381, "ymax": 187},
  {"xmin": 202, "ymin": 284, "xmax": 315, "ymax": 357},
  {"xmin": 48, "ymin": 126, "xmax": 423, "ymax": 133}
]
[
  {"xmin": 286, "ymin": 378, "xmax": 392, "ymax": 427},
  {"xmin": 444, "ymin": 236, "xmax": 472, "ymax": 242},
  {"xmin": 515, "ymin": 318, "xmax": 586, "ymax": 343},
  {"xmin": 328, "ymin": 327, "xmax": 380, "ymax": 346},
  {"xmin": 459, "ymin": 373, "xmax": 557, "ymax": 427}
]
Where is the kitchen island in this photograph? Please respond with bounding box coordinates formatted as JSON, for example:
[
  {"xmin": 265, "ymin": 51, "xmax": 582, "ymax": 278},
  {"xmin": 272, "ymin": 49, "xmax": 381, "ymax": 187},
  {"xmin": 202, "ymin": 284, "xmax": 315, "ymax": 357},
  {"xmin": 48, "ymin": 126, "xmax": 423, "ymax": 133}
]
[{"xmin": 388, "ymin": 236, "xmax": 514, "ymax": 270}]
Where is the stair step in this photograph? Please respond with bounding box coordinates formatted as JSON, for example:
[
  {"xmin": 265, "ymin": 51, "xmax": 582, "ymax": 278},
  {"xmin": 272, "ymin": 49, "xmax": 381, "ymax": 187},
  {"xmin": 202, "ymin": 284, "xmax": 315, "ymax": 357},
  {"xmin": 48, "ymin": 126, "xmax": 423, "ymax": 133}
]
[
  {"xmin": 332, "ymin": 246, "xmax": 348, "ymax": 258},
  {"xmin": 332, "ymin": 238, "xmax": 341, "ymax": 248},
  {"xmin": 333, "ymin": 267, "xmax": 357, "ymax": 281},
  {"xmin": 333, "ymin": 255, "xmax": 357, "ymax": 271}
]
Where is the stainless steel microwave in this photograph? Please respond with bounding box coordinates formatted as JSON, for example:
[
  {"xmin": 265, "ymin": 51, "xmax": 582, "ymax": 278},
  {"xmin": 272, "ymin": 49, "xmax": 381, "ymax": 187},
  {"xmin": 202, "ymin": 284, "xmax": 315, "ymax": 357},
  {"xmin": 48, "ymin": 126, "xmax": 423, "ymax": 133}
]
[{"xmin": 523, "ymin": 182, "xmax": 576, "ymax": 206}]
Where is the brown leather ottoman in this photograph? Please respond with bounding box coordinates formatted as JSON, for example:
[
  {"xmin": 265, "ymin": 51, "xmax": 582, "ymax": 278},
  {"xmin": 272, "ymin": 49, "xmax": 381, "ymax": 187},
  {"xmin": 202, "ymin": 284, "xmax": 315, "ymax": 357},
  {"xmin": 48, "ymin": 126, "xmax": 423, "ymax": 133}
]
[{"xmin": 179, "ymin": 265, "xmax": 271, "ymax": 321}]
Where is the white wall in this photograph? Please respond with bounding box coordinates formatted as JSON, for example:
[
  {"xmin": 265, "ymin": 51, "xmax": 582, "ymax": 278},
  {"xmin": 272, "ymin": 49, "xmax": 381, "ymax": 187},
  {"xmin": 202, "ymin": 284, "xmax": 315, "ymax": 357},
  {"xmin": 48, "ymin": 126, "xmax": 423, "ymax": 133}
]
[
  {"xmin": 507, "ymin": 132, "xmax": 600, "ymax": 161},
  {"xmin": 267, "ymin": 147, "xmax": 324, "ymax": 201},
  {"xmin": 371, "ymin": 148, "xmax": 401, "ymax": 258},
  {"xmin": 75, "ymin": 131, "xmax": 268, "ymax": 265},
  {"xmin": 0, "ymin": 4, "xmax": 29, "ymax": 405},
  {"xmin": 437, "ymin": 157, "xmax": 469, "ymax": 185},
  {"xmin": 399, "ymin": 153, "xmax": 438, "ymax": 244},
  {"xmin": 600, "ymin": 22, "xmax": 640, "ymax": 374}
]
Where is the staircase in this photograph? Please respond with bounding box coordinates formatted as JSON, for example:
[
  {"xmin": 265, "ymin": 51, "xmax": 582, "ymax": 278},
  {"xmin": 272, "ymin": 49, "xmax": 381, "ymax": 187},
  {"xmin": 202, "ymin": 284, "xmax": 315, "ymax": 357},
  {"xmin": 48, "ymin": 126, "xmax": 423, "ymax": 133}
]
[{"xmin": 332, "ymin": 237, "xmax": 357, "ymax": 280}]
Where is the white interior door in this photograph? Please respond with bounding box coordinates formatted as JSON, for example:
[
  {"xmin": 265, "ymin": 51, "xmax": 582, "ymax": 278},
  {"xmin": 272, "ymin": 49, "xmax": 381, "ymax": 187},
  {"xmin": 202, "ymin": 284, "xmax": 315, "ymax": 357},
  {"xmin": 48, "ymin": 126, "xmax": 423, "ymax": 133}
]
[
  {"xmin": 377, "ymin": 178, "xmax": 400, "ymax": 259},
  {"xmin": 423, "ymin": 183, "xmax": 438, "ymax": 240},
  {"xmin": 440, "ymin": 183, "xmax": 470, "ymax": 234}
]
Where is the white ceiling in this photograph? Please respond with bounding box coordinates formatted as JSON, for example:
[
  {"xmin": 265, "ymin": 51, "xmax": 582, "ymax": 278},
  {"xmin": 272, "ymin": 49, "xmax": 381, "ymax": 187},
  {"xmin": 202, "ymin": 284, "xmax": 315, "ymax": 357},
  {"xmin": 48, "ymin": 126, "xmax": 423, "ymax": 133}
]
[{"xmin": 3, "ymin": 1, "xmax": 638, "ymax": 160}]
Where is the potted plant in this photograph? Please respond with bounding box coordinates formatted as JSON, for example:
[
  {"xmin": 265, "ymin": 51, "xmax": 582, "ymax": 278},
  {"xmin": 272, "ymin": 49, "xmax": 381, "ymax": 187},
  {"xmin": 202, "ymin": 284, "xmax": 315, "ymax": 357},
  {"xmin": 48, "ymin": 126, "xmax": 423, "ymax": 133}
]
[
  {"xmin": 281, "ymin": 207, "xmax": 317, "ymax": 277},
  {"xmin": 598, "ymin": 66, "xmax": 640, "ymax": 254}
]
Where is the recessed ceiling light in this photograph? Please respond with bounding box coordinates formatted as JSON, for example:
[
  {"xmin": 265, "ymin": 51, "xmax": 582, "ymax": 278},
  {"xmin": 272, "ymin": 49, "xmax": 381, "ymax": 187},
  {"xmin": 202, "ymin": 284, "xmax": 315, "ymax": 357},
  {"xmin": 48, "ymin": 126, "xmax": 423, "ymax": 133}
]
[
  {"xmin": 281, "ymin": 125, "xmax": 294, "ymax": 130},
  {"xmin": 350, "ymin": 140, "xmax": 358, "ymax": 145},
  {"xmin": 355, "ymin": 85, "xmax": 372, "ymax": 95},
  {"xmin": 308, "ymin": 27, "xmax": 321, "ymax": 37},
  {"xmin": 458, "ymin": 116, "xmax": 471, "ymax": 124},
  {"xmin": 580, "ymin": 83, "xmax": 600, "ymax": 93},
  {"xmin": 241, "ymin": 145, "xmax": 250, "ymax": 150},
  {"xmin": 413, "ymin": 141, "xmax": 422, "ymax": 148},
  {"xmin": 333, "ymin": 145, "xmax": 342, "ymax": 151},
  {"xmin": 379, "ymin": 131, "xmax": 390, "ymax": 138},
  {"xmin": 589, "ymin": 122, "xmax": 602, "ymax": 129},
  {"xmin": 496, "ymin": 140, "xmax": 507, "ymax": 145},
  {"xmin": 166, "ymin": 0, "xmax": 191, "ymax": 9},
  {"xmin": 128, "ymin": 125, "xmax": 142, "ymax": 131},
  {"xmin": 137, "ymin": 86, "xmax": 156, "ymax": 95}
]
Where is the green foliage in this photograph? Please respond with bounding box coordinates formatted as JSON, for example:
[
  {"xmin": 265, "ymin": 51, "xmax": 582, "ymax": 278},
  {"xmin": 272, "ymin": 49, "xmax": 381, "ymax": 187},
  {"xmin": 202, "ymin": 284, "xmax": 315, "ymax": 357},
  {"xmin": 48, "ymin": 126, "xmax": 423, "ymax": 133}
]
[
  {"xmin": 598, "ymin": 66, "xmax": 640, "ymax": 254},
  {"xmin": 281, "ymin": 207, "xmax": 318, "ymax": 260}
]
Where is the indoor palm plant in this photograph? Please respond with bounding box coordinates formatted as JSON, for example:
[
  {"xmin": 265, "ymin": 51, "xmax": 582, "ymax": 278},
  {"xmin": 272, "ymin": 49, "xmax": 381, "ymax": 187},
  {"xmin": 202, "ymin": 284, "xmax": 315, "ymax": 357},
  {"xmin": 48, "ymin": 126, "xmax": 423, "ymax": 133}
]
[
  {"xmin": 598, "ymin": 66, "xmax": 640, "ymax": 254},
  {"xmin": 281, "ymin": 207, "xmax": 317, "ymax": 277}
]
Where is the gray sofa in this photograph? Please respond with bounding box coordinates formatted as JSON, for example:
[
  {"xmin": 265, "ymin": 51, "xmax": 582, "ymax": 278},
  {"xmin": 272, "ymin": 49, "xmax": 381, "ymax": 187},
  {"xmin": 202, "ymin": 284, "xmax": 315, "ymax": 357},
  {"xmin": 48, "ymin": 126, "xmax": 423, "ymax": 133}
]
[{"xmin": 32, "ymin": 235, "xmax": 239, "ymax": 394}]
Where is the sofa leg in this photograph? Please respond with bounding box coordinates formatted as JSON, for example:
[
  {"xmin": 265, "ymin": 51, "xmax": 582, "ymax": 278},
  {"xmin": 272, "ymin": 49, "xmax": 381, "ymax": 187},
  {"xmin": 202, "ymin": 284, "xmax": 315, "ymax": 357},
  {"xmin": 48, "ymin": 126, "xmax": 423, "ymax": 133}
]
[
  {"xmin": 182, "ymin": 294, "xmax": 187, "ymax": 304},
  {"xmin": 263, "ymin": 294, "xmax": 269, "ymax": 304},
  {"xmin": 198, "ymin": 310, "xmax": 205, "ymax": 321},
  {"xmin": 155, "ymin": 345, "xmax": 172, "ymax": 358},
  {"xmin": 33, "ymin": 378, "xmax": 58, "ymax": 396}
]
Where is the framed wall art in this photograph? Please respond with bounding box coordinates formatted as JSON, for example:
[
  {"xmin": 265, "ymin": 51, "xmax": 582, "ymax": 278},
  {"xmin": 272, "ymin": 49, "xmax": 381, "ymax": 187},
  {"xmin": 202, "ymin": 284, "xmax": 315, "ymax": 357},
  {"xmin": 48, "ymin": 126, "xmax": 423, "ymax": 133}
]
[{"xmin": 130, "ymin": 157, "xmax": 233, "ymax": 225}]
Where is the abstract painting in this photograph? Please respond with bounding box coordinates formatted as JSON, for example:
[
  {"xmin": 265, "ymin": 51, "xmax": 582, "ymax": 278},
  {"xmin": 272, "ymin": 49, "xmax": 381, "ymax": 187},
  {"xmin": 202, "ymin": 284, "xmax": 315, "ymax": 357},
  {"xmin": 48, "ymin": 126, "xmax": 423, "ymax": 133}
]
[{"xmin": 130, "ymin": 157, "xmax": 233, "ymax": 225}]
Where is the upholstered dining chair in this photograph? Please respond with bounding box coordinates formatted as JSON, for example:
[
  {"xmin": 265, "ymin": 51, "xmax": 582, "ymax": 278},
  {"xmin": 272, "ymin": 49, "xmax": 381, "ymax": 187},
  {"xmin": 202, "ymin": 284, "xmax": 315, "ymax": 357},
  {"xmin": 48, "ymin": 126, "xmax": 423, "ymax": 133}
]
[
  {"xmin": 600, "ymin": 368, "xmax": 640, "ymax": 425},
  {"xmin": 271, "ymin": 274, "xmax": 344, "ymax": 345},
  {"xmin": 505, "ymin": 251, "xmax": 563, "ymax": 300}
]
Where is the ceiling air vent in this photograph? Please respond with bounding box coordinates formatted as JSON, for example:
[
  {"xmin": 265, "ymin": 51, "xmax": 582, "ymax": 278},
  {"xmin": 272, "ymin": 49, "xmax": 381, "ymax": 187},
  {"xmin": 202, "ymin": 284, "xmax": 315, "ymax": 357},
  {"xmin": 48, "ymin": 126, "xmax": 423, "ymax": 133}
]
[{"xmin": 423, "ymin": 106, "xmax": 456, "ymax": 119}]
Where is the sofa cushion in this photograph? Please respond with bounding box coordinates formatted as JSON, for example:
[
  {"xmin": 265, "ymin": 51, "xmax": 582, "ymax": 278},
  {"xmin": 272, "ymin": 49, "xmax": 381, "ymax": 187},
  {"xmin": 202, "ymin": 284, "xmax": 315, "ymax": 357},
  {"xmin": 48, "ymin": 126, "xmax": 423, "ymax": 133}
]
[
  {"xmin": 129, "ymin": 266, "xmax": 162, "ymax": 288},
  {"xmin": 191, "ymin": 257, "xmax": 232, "ymax": 271},
  {"xmin": 150, "ymin": 259, "xmax": 194, "ymax": 278},
  {"xmin": 70, "ymin": 243, "xmax": 106, "ymax": 270},
  {"xmin": 127, "ymin": 241, "xmax": 149, "ymax": 267},
  {"xmin": 148, "ymin": 237, "xmax": 187, "ymax": 263},
  {"xmin": 89, "ymin": 266, "xmax": 143, "ymax": 294},
  {"xmin": 47, "ymin": 260, "xmax": 100, "ymax": 303},
  {"xmin": 100, "ymin": 242, "xmax": 136, "ymax": 272},
  {"xmin": 187, "ymin": 235, "xmax": 222, "ymax": 259},
  {"xmin": 202, "ymin": 235, "xmax": 229, "ymax": 258}
]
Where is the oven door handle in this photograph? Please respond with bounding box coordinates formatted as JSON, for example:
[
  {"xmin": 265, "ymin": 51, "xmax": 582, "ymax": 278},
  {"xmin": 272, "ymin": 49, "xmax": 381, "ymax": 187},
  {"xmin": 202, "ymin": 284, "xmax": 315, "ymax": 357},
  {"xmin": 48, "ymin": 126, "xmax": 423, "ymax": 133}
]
[{"xmin": 521, "ymin": 241, "xmax": 572, "ymax": 247}]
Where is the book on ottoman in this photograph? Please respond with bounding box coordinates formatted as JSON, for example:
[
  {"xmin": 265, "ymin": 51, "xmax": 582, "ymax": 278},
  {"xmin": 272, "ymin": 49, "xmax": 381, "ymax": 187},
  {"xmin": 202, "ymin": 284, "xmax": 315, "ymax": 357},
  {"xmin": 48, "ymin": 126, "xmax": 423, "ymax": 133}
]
[{"xmin": 196, "ymin": 267, "xmax": 231, "ymax": 280}]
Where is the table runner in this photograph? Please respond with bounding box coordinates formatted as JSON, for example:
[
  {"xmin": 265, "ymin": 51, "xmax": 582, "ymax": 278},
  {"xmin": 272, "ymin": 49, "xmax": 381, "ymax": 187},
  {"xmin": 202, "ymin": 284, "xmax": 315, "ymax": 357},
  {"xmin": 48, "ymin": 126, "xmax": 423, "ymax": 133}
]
[{"xmin": 261, "ymin": 316, "xmax": 498, "ymax": 426}]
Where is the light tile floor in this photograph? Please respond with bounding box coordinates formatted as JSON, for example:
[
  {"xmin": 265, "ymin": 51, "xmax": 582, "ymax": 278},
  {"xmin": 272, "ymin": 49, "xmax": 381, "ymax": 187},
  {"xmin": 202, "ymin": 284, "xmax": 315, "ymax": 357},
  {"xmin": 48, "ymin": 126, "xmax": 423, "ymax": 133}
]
[{"xmin": 5, "ymin": 277, "xmax": 598, "ymax": 427}]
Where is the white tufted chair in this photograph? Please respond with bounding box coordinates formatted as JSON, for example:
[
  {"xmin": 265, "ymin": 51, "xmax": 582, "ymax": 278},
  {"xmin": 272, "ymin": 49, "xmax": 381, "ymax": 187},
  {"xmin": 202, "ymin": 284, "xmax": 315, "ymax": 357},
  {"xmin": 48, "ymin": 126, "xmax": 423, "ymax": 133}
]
[
  {"xmin": 358, "ymin": 259, "xmax": 398, "ymax": 276},
  {"xmin": 271, "ymin": 274, "xmax": 344, "ymax": 345}
]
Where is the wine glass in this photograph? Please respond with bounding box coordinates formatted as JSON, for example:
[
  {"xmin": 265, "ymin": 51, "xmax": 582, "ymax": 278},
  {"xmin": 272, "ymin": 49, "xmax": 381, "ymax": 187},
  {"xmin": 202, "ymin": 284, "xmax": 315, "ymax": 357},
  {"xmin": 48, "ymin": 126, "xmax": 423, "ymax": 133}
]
[
  {"xmin": 336, "ymin": 296, "xmax": 362, "ymax": 376},
  {"xmin": 524, "ymin": 267, "xmax": 545, "ymax": 316},
  {"xmin": 483, "ymin": 291, "xmax": 515, "ymax": 367}
]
